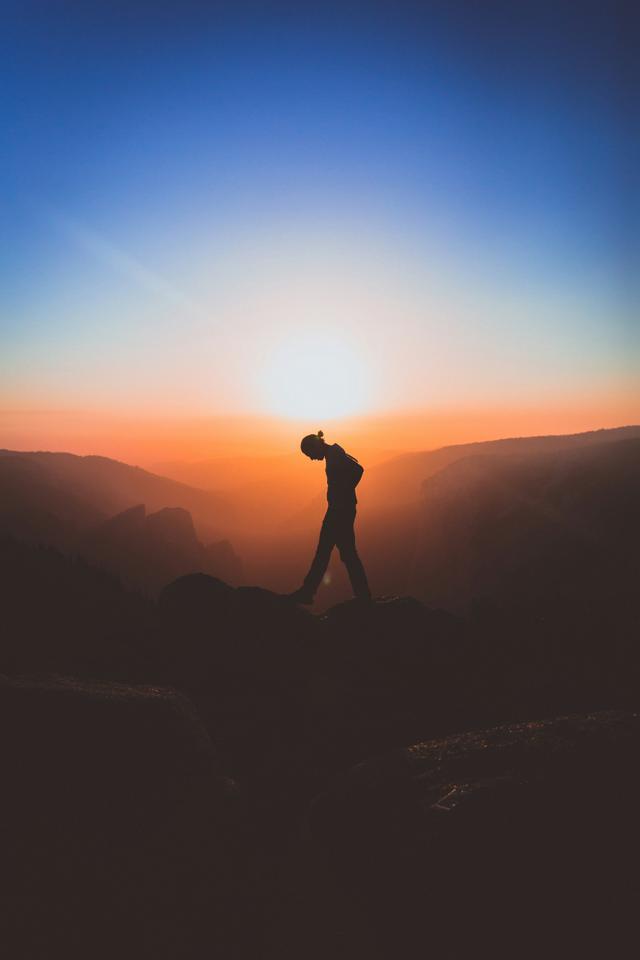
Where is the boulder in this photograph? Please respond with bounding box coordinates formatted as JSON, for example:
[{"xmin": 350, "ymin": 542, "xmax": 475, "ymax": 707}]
[
  {"xmin": 159, "ymin": 570, "xmax": 236, "ymax": 623},
  {"xmin": 157, "ymin": 575, "xmax": 314, "ymax": 686}
]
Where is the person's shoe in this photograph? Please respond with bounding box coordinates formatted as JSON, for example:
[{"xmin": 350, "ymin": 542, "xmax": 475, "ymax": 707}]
[{"xmin": 286, "ymin": 589, "xmax": 315, "ymax": 606}]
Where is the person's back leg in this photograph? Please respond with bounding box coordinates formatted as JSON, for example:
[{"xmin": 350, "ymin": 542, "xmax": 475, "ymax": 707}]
[{"xmin": 296, "ymin": 511, "xmax": 336, "ymax": 601}]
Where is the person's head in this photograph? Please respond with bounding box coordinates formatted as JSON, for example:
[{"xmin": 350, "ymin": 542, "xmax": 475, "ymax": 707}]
[{"xmin": 300, "ymin": 430, "xmax": 326, "ymax": 460}]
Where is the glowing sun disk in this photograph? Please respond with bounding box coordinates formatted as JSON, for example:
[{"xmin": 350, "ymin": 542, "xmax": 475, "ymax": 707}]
[{"xmin": 262, "ymin": 334, "xmax": 369, "ymax": 420}]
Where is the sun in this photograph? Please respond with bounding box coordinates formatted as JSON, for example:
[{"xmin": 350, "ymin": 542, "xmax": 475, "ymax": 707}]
[{"xmin": 261, "ymin": 333, "xmax": 370, "ymax": 420}]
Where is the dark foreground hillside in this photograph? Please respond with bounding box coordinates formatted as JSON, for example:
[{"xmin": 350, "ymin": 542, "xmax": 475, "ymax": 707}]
[{"xmin": 1, "ymin": 544, "xmax": 639, "ymax": 958}]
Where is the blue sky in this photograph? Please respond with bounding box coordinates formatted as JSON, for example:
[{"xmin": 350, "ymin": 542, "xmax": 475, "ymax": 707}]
[{"xmin": 1, "ymin": 1, "xmax": 637, "ymax": 426}]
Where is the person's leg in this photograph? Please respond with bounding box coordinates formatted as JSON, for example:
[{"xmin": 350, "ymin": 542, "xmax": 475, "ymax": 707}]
[
  {"xmin": 335, "ymin": 509, "xmax": 371, "ymax": 600},
  {"xmin": 300, "ymin": 510, "xmax": 337, "ymax": 598}
]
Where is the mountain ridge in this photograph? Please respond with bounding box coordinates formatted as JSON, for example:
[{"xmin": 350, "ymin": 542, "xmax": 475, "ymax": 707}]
[
  {"xmin": 0, "ymin": 448, "xmax": 232, "ymax": 538},
  {"xmin": 361, "ymin": 423, "xmax": 640, "ymax": 507}
]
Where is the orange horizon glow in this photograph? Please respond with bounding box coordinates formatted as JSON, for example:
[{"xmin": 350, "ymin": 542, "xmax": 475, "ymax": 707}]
[{"xmin": 2, "ymin": 394, "xmax": 638, "ymax": 471}]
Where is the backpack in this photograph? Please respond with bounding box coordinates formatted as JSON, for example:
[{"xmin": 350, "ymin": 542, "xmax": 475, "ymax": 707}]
[{"xmin": 344, "ymin": 452, "xmax": 364, "ymax": 487}]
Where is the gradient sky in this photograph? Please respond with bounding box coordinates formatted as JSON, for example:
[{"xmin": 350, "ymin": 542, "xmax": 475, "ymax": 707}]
[{"xmin": 1, "ymin": 1, "xmax": 638, "ymax": 453}]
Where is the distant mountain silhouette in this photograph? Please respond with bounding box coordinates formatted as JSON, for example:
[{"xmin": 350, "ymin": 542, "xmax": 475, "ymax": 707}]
[
  {"xmin": 361, "ymin": 436, "xmax": 640, "ymax": 615},
  {"xmin": 0, "ymin": 448, "xmax": 233, "ymax": 539},
  {"xmin": 83, "ymin": 503, "xmax": 243, "ymax": 593},
  {"xmin": 0, "ymin": 450, "xmax": 242, "ymax": 593},
  {"xmin": 362, "ymin": 424, "xmax": 640, "ymax": 509},
  {"xmin": 0, "ymin": 453, "xmax": 106, "ymax": 548}
]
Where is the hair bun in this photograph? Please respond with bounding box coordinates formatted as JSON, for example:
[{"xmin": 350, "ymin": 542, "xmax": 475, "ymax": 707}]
[{"xmin": 317, "ymin": 430, "xmax": 324, "ymax": 439}]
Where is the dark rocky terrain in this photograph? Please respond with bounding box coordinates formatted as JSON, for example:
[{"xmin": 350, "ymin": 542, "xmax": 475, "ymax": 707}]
[
  {"xmin": 299, "ymin": 711, "xmax": 639, "ymax": 960},
  {"xmin": 1, "ymin": 540, "xmax": 638, "ymax": 958}
]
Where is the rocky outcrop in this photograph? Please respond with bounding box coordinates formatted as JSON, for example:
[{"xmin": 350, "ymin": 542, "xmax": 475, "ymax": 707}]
[
  {"xmin": 158, "ymin": 575, "xmax": 314, "ymax": 682},
  {"xmin": 146, "ymin": 504, "xmax": 201, "ymax": 550}
]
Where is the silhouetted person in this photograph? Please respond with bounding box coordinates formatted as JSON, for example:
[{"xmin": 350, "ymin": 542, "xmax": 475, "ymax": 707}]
[{"xmin": 289, "ymin": 430, "xmax": 371, "ymax": 605}]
